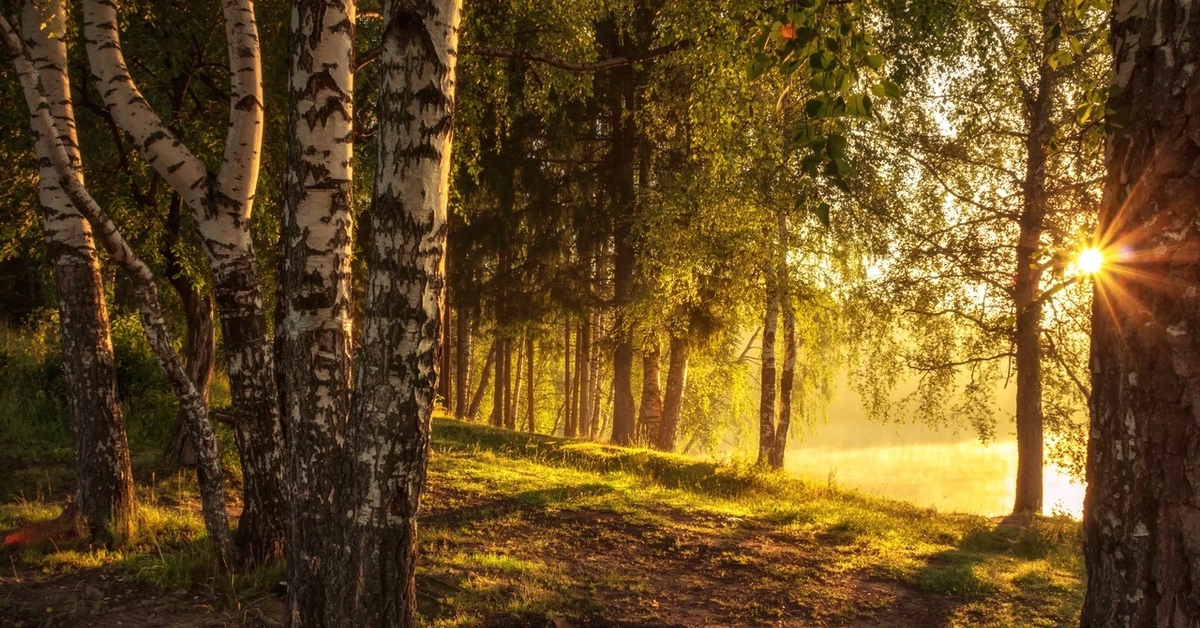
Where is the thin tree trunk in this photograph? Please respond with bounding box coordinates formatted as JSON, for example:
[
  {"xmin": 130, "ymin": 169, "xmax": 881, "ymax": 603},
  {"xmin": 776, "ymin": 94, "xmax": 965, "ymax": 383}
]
[
  {"xmin": 335, "ymin": 0, "xmax": 459, "ymax": 623},
  {"xmin": 1010, "ymin": 2, "xmax": 1058, "ymax": 515},
  {"xmin": 162, "ymin": 194, "xmax": 216, "ymax": 469},
  {"xmin": 1081, "ymin": 0, "xmax": 1200, "ymax": 622},
  {"xmin": 508, "ymin": 338, "xmax": 523, "ymax": 429},
  {"xmin": 563, "ymin": 320, "xmax": 573, "ymax": 437},
  {"xmin": 468, "ymin": 340, "xmax": 496, "ymax": 421},
  {"xmin": 82, "ymin": 0, "xmax": 286, "ymax": 560},
  {"xmin": 526, "ymin": 335, "xmax": 535, "ymax": 433},
  {"xmin": 758, "ymin": 286, "xmax": 779, "ymax": 466},
  {"xmin": 769, "ymin": 288, "xmax": 796, "ymax": 469},
  {"xmin": 638, "ymin": 344, "xmax": 663, "ymax": 445},
  {"xmin": 280, "ymin": 0, "xmax": 356, "ymax": 621},
  {"xmin": 17, "ymin": 1, "xmax": 134, "ymax": 541},
  {"xmin": 579, "ymin": 319, "xmax": 592, "ymax": 439},
  {"xmin": 655, "ymin": 334, "xmax": 690, "ymax": 452},
  {"xmin": 455, "ymin": 309, "xmax": 470, "ymax": 418},
  {"xmin": 4, "ymin": 12, "xmax": 234, "ymax": 565},
  {"xmin": 439, "ymin": 303, "xmax": 452, "ymax": 408},
  {"xmin": 492, "ymin": 336, "xmax": 505, "ymax": 427}
]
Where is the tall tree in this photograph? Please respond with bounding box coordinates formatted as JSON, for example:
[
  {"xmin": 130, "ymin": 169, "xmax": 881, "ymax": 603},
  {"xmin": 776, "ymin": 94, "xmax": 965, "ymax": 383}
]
[
  {"xmin": 2, "ymin": 6, "xmax": 236, "ymax": 566},
  {"xmin": 332, "ymin": 0, "xmax": 460, "ymax": 623},
  {"xmin": 279, "ymin": 0, "xmax": 356, "ymax": 621},
  {"xmin": 81, "ymin": 0, "xmax": 287, "ymax": 558},
  {"xmin": 1082, "ymin": 0, "xmax": 1200, "ymax": 622},
  {"xmin": 17, "ymin": 0, "xmax": 134, "ymax": 541}
]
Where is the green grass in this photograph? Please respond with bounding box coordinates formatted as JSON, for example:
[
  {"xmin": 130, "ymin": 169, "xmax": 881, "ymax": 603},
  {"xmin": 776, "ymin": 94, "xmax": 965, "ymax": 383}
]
[{"xmin": 1, "ymin": 415, "xmax": 1085, "ymax": 626}]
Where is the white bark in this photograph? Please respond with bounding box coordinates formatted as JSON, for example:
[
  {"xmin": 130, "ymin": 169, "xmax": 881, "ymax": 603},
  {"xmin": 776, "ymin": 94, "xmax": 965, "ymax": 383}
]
[{"xmin": 1, "ymin": 12, "xmax": 237, "ymax": 568}]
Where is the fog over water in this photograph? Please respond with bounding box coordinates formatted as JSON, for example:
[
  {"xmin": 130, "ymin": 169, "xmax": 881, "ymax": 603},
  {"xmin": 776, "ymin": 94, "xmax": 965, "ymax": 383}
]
[{"xmin": 781, "ymin": 377, "xmax": 1085, "ymax": 518}]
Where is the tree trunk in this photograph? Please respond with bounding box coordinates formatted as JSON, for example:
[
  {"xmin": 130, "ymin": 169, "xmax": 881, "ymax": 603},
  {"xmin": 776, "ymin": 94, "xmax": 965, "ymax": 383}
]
[
  {"xmin": 526, "ymin": 335, "xmax": 535, "ymax": 433},
  {"xmin": 1081, "ymin": 0, "xmax": 1200, "ymax": 623},
  {"xmin": 335, "ymin": 0, "xmax": 459, "ymax": 623},
  {"xmin": 508, "ymin": 338, "xmax": 523, "ymax": 429},
  {"xmin": 468, "ymin": 340, "xmax": 496, "ymax": 421},
  {"xmin": 638, "ymin": 345, "xmax": 663, "ymax": 446},
  {"xmin": 5, "ymin": 10, "xmax": 234, "ymax": 565},
  {"xmin": 19, "ymin": 0, "xmax": 134, "ymax": 542},
  {"xmin": 492, "ymin": 337, "xmax": 505, "ymax": 427},
  {"xmin": 579, "ymin": 319, "xmax": 592, "ymax": 439},
  {"xmin": 758, "ymin": 287, "xmax": 779, "ymax": 465},
  {"xmin": 769, "ymin": 291, "xmax": 796, "ymax": 470},
  {"xmin": 455, "ymin": 309, "xmax": 470, "ymax": 418},
  {"xmin": 82, "ymin": 0, "xmax": 287, "ymax": 560},
  {"xmin": 655, "ymin": 334, "xmax": 690, "ymax": 452},
  {"xmin": 439, "ymin": 303, "xmax": 452, "ymax": 409},
  {"xmin": 163, "ymin": 196, "xmax": 216, "ymax": 470},
  {"xmin": 563, "ymin": 320, "xmax": 574, "ymax": 437},
  {"xmin": 280, "ymin": 0, "xmax": 356, "ymax": 621},
  {"xmin": 1010, "ymin": 1, "xmax": 1059, "ymax": 515}
]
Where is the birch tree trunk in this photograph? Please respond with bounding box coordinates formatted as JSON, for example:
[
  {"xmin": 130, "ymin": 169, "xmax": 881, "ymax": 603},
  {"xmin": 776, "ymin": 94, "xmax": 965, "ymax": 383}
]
[
  {"xmin": 19, "ymin": 1, "xmax": 134, "ymax": 541},
  {"xmin": 655, "ymin": 334, "xmax": 689, "ymax": 452},
  {"xmin": 279, "ymin": 0, "xmax": 356, "ymax": 622},
  {"xmin": 758, "ymin": 286, "xmax": 779, "ymax": 465},
  {"xmin": 563, "ymin": 321, "xmax": 574, "ymax": 437},
  {"xmin": 335, "ymin": 0, "xmax": 460, "ymax": 623},
  {"xmin": 2, "ymin": 11, "xmax": 235, "ymax": 566},
  {"xmin": 492, "ymin": 336, "xmax": 505, "ymax": 427},
  {"xmin": 769, "ymin": 291, "xmax": 796, "ymax": 470},
  {"xmin": 163, "ymin": 195, "xmax": 216, "ymax": 469},
  {"xmin": 579, "ymin": 318, "xmax": 593, "ymax": 438},
  {"xmin": 526, "ymin": 335, "xmax": 535, "ymax": 433},
  {"xmin": 1081, "ymin": 0, "xmax": 1200, "ymax": 622},
  {"xmin": 638, "ymin": 345, "xmax": 663, "ymax": 445},
  {"xmin": 81, "ymin": 0, "xmax": 287, "ymax": 559}
]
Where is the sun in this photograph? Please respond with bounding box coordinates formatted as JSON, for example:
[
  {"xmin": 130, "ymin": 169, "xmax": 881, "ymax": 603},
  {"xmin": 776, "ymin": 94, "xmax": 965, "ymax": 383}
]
[{"xmin": 1078, "ymin": 247, "xmax": 1104, "ymax": 275}]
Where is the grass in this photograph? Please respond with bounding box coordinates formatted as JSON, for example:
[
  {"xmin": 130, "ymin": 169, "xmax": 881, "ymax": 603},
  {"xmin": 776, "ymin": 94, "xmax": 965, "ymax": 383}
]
[{"xmin": 0, "ymin": 415, "xmax": 1086, "ymax": 626}]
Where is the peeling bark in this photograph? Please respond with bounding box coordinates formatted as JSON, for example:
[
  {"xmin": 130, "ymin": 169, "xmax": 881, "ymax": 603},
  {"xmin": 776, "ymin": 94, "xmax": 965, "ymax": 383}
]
[
  {"xmin": 758, "ymin": 284, "xmax": 778, "ymax": 466},
  {"xmin": 1081, "ymin": 0, "xmax": 1200, "ymax": 623}
]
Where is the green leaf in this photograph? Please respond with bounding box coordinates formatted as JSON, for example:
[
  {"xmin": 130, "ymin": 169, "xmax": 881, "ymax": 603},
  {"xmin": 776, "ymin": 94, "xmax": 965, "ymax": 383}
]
[
  {"xmin": 805, "ymin": 97, "xmax": 826, "ymax": 118},
  {"xmin": 813, "ymin": 202, "xmax": 831, "ymax": 228},
  {"xmin": 865, "ymin": 53, "xmax": 885, "ymax": 70}
]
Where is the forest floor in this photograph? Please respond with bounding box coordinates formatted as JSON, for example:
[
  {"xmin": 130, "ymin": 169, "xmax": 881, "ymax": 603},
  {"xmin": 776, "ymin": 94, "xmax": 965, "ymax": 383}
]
[{"xmin": 0, "ymin": 418, "xmax": 1084, "ymax": 627}]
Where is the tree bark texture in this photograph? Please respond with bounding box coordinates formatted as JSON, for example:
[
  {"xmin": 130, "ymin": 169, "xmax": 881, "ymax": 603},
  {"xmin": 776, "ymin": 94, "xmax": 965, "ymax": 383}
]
[
  {"xmin": 335, "ymin": 0, "xmax": 459, "ymax": 623},
  {"xmin": 579, "ymin": 318, "xmax": 593, "ymax": 438},
  {"xmin": 526, "ymin": 335, "xmax": 535, "ymax": 432},
  {"xmin": 163, "ymin": 196, "xmax": 216, "ymax": 469},
  {"xmin": 280, "ymin": 0, "xmax": 356, "ymax": 622},
  {"xmin": 564, "ymin": 321, "xmax": 574, "ymax": 437},
  {"xmin": 769, "ymin": 291, "xmax": 796, "ymax": 469},
  {"xmin": 82, "ymin": 0, "xmax": 286, "ymax": 559},
  {"xmin": 638, "ymin": 345, "xmax": 663, "ymax": 445},
  {"xmin": 758, "ymin": 287, "xmax": 779, "ymax": 465},
  {"xmin": 1081, "ymin": 0, "xmax": 1200, "ymax": 623},
  {"xmin": 19, "ymin": 0, "xmax": 134, "ymax": 541},
  {"xmin": 655, "ymin": 334, "xmax": 689, "ymax": 451},
  {"xmin": 3, "ymin": 10, "xmax": 235, "ymax": 566}
]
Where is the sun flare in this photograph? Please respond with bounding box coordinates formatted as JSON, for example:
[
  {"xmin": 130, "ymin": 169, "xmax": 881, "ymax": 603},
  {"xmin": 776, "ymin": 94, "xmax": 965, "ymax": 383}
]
[{"xmin": 1078, "ymin": 247, "xmax": 1104, "ymax": 275}]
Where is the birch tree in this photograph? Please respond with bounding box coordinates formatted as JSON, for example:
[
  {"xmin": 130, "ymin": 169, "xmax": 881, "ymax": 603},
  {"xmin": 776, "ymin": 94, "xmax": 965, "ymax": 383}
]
[
  {"xmin": 1082, "ymin": 0, "xmax": 1200, "ymax": 621},
  {"xmin": 15, "ymin": 0, "xmax": 134, "ymax": 542},
  {"xmin": 335, "ymin": 0, "xmax": 459, "ymax": 622},
  {"xmin": 279, "ymin": 0, "xmax": 355, "ymax": 621},
  {"xmin": 0, "ymin": 4, "xmax": 237, "ymax": 567},
  {"xmin": 80, "ymin": 0, "xmax": 286, "ymax": 558}
]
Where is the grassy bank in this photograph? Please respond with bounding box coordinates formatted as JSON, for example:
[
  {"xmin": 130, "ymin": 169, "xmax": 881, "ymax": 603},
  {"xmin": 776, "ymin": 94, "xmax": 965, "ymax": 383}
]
[{"xmin": 1, "ymin": 418, "xmax": 1083, "ymax": 627}]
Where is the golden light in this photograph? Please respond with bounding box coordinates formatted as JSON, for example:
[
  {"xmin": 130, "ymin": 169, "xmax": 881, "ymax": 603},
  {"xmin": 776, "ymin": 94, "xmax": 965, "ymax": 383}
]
[{"xmin": 1078, "ymin": 247, "xmax": 1104, "ymax": 275}]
